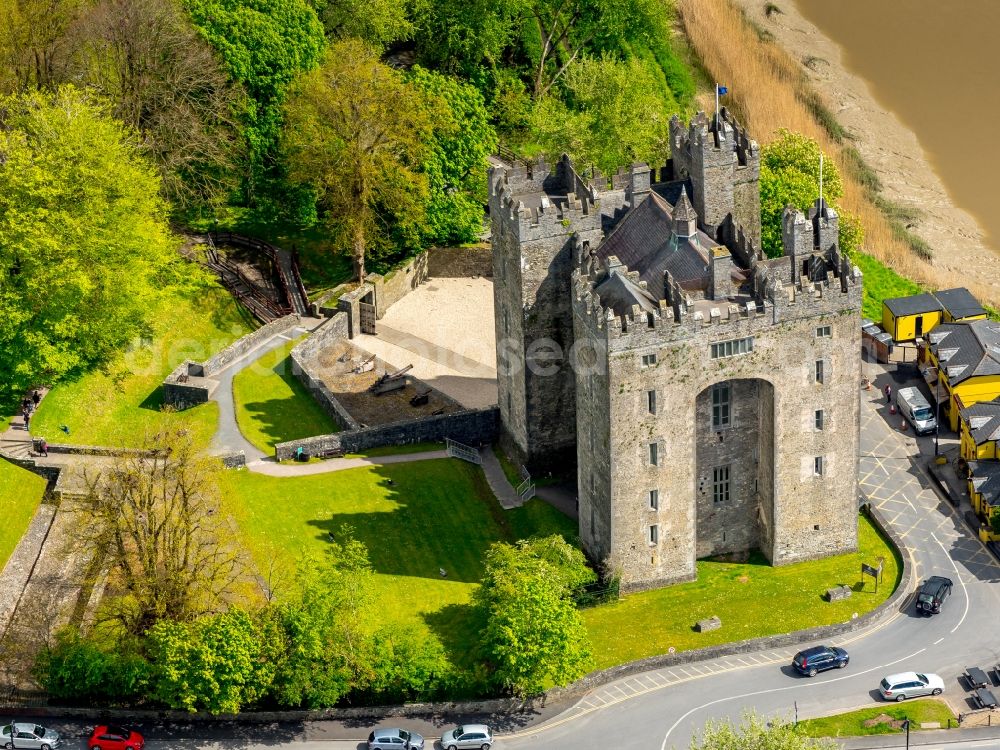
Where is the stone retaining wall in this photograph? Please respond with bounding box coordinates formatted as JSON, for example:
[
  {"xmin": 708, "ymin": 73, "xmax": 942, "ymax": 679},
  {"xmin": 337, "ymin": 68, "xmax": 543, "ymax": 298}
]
[
  {"xmin": 427, "ymin": 245, "xmax": 492, "ymax": 278},
  {"xmin": 275, "ymin": 407, "xmax": 500, "ymax": 461},
  {"xmin": 288, "ymin": 313, "xmax": 359, "ymax": 431},
  {"xmin": 202, "ymin": 314, "xmax": 301, "ymax": 376},
  {"xmin": 370, "ymin": 252, "xmax": 429, "ymax": 318}
]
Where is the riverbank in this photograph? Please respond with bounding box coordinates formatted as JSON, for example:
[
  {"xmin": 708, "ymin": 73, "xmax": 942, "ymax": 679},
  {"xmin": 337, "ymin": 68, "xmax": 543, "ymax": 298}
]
[{"xmin": 733, "ymin": 0, "xmax": 1000, "ymax": 302}]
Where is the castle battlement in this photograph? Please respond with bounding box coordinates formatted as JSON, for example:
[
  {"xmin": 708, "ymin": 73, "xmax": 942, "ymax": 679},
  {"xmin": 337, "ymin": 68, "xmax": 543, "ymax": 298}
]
[{"xmin": 671, "ymin": 108, "xmax": 759, "ymax": 173}]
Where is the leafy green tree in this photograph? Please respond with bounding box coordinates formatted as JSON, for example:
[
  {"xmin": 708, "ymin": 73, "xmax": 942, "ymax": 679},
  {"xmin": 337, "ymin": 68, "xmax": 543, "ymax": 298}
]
[
  {"xmin": 516, "ymin": 535, "xmax": 597, "ymax": 591},
  {"xmin": 410, "ymin": 0, "xmax": 525, "ymax": 75},
  {"xmin": 0, "ymin": 86, "xmax": 176, "ymax": 403},
  {"xmin": 313, "ymin": 0, "xmax": 411, "ymax": 48},
  {"xmin": 269, "ymin": 534, "xmax": 375, "ymax": 708},
  {"xmin": 36, "ymin": 629, "xmax": 150, "ymax": 704},
  {"xmin": 282, "ymin": 40, "xmax": 431, "ymax": 281},
  {"xmin": 759, "ymin": 130, "xmax": 863, "ymax": 259},
  {"xmin": 693, "ymin": 714, "xmax": 835, "ymax": 750},
  {"xmin": 148, "ymin": 608, "xmax": 280, "ymax": 714},
  {"xmin": 531, "ymin": 55, "xmax": 672, "ymax": 174},
  {"xmin": 183, "ymin": 0, "xmax": 325, "ymax": 203},
  {"xmin": 475, "ymin": 537, "xmax": 592, "ymax": 696},
  {"xmin": 407, "ymin": 67, "xmax": 497, "ymax": 246},
  {"xmin": 363, "ymin": 626, "xmax": 450, "ymax": 704}
]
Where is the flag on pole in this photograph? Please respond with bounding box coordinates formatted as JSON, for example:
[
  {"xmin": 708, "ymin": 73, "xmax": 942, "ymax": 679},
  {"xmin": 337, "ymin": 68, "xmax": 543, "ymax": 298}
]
[{"xmin": 716, "ymin": 85, "xmax": 728, "ymax": 95}]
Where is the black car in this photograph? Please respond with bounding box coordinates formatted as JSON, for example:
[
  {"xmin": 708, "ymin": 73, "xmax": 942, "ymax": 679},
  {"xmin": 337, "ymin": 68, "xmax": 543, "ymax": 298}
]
[
  {"xmin": 916, "ymin": 575, "xmax": 953, "ymax": 615},
  {"xmin": 792, "ymin": 645, "xmax": 849, "ymax": 676}
]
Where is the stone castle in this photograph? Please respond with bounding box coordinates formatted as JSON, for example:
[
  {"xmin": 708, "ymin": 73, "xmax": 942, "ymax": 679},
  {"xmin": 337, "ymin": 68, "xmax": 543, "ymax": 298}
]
[{"xmin": 489, "ymin": 109, "xmax": 863, "ymax": 591}]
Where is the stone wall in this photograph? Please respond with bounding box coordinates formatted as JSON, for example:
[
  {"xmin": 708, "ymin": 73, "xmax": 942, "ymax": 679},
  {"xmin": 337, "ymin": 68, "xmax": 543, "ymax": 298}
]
[
  {"xmin": 370, "ymin": 252, "xmax": 429, "ymax": 318},
  {"xmin": 427, "ymin": 245, "xmax": 493, "ymax": 278},
  {"xmin": 274, "ymin": 407, "xmax": 499, "ymax": 461},
  {"xmin": 288, "ymin": 313, "xmax": 359, "ymax": 431},
  {"xmin": 202, "ymin": 314, "xmax": 301, "ymax": 376},
  {"xmin": 336, "ymin": 283, "xmax": 373, "ymax": 339}
]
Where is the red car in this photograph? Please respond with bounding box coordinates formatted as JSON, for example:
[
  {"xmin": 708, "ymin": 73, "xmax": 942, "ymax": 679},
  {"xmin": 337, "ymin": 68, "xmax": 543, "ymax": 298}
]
[{"xmin": 87, "ymin": 726, "xmax": 144, "ymax": 750}]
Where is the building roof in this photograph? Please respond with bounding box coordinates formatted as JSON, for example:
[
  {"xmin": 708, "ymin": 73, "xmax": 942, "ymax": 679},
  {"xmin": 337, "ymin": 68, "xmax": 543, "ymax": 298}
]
[
  {"xmin": 883, "ymin": 293, "xmax": 942, "ymax": 317},
  {"xmin": 928, "ymin": 320, "xmax": 1000, "ymax": 385},
  {"xmin": 969, "ymin": 461, "xmax": 1000, "ymax": 504},
  {"xmin": 594, "ymin": 262, "xmax": 660, "ymax": 317},
  {"xmin": 934, "ymin": 287, "xmax": 987, "ymax": 320},
  {"xmin": 596, "ymin": 191, "xmax": 716, "ymax": 293},
  {"xmin": 960, "ymin": 398, "xmax": 1000, "ymax": 444}
]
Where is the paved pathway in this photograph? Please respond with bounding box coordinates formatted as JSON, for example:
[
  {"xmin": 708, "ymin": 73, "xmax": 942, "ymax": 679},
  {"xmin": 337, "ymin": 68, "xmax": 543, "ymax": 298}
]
[
  {"xmin": 480, "ymin": 445, "xmax": 522, "ymax": 508},
  {"xmin": 247, "ymin": 449, "xmax": 449, "ymax": 476}
]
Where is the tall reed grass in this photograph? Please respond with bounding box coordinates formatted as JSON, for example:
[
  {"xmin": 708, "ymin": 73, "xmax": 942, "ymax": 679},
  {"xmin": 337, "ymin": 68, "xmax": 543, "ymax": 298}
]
[{"xmin": 676, "ymin": 0, "xmax": 997, "ymax": 306}]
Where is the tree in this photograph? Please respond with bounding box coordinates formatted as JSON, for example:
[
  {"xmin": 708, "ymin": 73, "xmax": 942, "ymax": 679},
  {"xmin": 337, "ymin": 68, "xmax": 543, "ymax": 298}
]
[
  {"xmin": 183, "ymin": 0, "xmax": 325, "ymax": 203},
  {"xmin": 314, "ymin": 0, "xmax": 412, "ymax": 48},
  {"xmin": 531, "ymin": 55, "xmax": 672, "ymax": 174},
  {"xmin": 474, "ymin": 536, "xmax": 592, "ymax": 696},
  {"xmin": 759, "ymin": 130, "xmax": 863, "ymax": 258},
  {"xmin": 692, "ymin": 714, "xmax": 835, "ymax": 750},
  {"xmin": 282, "ymin": 40, "xmax": 431, "ymax": 281},
  {"xmin": 148, "ymin": 607, "xmax": 281, "ymax": 713},
  {"xmin": 0, "ymin": 86, "xmax": 176, "ymax": 402},
  {"xmin": 78, "ymin": 0, "xmax": 242, "ymax": 210},
  {"xmin": 72, "ymin": 428, "xmax": 243, "ymax": 636},
  {"xmin": 407, "ymin": 67, "xmax": 497, "ymax": 246},
  {"xmin": 269, "ymin": 534, "xmax": 375, "ymax": 708},
  {"xmin": 36, "ymin": 629, "xmax": 150, "ymax": 704},
  {"xmin": 0, "ymin": 0, "xmax": 86, "ymax": 91}
]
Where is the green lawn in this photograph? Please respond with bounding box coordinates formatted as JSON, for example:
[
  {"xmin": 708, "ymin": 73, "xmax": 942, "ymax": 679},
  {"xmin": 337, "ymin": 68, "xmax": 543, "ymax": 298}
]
[
  {"xmin": 32, "ymin": 281, "xmax": 251, "ymax": 450},
  {"xmin": 797, "ymin": 699, "xmax": 955, "ymax": 737},
  {"xmin": 220, "ymin": 459, "xmax": 575, "ymax": 668},
  {"xmin": 584, "ymin": 515, "xmax": 900, "ymax": 670},
  {"xmin": 0, "ymin": 459, "xmax": 48, "ymax": 571},
  {"xmin": 851, "ymin": 252, "xmax": 923, "ymax": 320},
  {"xmin": 232, "ymin": 337, "xmax": 338, "ymax": 454}
]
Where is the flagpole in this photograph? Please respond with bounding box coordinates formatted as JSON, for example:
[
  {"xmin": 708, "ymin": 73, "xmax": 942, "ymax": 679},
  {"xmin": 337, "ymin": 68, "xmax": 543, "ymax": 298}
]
[
  {"xmin": 715, "ymin": 83, "xmax": 720, "ymax": 127},
  {"xmin": 819, "ymin": 152, "xmax": 824, "ymax": 208}
]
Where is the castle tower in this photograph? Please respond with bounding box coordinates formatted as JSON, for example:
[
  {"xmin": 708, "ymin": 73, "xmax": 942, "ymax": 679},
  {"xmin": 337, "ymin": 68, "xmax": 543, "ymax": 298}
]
[
  {"xmin": 489, "ymin": 155, "xmax": 625, "ymax": 470},
  {"xmin": 669, "ymin": 109, "xmax": 760, "ymax": 248}
]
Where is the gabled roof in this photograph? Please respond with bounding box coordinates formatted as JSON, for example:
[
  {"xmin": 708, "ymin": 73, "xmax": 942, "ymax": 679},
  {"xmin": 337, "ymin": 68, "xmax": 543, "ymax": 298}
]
[
  {"xmin": 928, "ymin": 320, "xmax": 1000, "ymax": 385},
  {"xmin": 934, "ymin": 287, "xmax": 987, "ymax": 320},
  {"xmin": 970, "ymin": 461, "xmax": 1000, "ymax": 503},
  {"xmin": 594, "ymin": 265, "xmax": 659, "ymax": 317},
  {"xmin": 960, "ymin": 398, "xmax": 1000, "ymax": 443},
  {"xmin": 596, "ymin": 191, "xmax": 713, "ymax": 294},
  {"xmin": 883, "ymin": 293, "xmax": 942, "ymax": 317}
]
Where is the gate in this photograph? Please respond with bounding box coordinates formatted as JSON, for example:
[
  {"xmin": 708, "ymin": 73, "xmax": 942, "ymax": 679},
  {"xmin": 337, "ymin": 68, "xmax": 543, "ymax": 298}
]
[{"xmin": 359, "ymin": 301, "xmax": 377, "ymax": 335}]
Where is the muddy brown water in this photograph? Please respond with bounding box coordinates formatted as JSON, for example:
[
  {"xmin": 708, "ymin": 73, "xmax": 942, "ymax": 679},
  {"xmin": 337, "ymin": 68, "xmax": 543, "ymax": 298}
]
[{"xmin": 795, "ymin": 0, "xmax": 1000, "ymax": 254}]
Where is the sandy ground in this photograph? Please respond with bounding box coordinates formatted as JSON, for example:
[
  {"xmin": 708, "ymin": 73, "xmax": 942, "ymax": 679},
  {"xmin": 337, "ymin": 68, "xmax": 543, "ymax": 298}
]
[
  {"xmin": 737, "ymin": 0, "xmax": 1000, "ymax": 294},
  {"xmin": 355, "ymin": 277, "xmax": 498, "ymax": 410}
]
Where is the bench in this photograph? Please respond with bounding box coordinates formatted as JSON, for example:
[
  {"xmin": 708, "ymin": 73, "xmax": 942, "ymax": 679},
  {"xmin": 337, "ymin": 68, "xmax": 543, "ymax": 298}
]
[
  {"xmin": 313, "ymin": 448, "xmax": 344, "ymax": 459},
  {"xmin": 965, "ymin": 666, "xmax": 990, "ymax": 690},
  {"xmin": 974, "ymin": 687, "xmax": 998, "ymax": 709}
]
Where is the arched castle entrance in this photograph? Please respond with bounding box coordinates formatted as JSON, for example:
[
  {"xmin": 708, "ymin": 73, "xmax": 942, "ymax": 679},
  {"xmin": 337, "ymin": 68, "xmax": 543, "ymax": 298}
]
[{"xmin": 693, "ymin": 378, "xmax": 775, "ymax": 561}]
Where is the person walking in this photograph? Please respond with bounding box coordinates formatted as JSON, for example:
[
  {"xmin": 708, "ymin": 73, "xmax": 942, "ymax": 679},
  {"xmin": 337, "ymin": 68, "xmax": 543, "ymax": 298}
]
[
  {"xmin": 23, "ymin": 411, "xmax": 30, "ymax": 432},
  {"xmin": 884, "ymin": 383, "xmax": 892, "ymax": 403},
  {"xmin": 38, "ymin": 438, "xmax": 48, "ymax": 457},
  {"xmin": 31, "ymin": 390, "xmax": 41, "ymax": 408}
]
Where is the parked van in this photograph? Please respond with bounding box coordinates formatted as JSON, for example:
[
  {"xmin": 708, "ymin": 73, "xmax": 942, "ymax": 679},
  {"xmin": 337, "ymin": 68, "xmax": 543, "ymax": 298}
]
[{"xmin": 896, "ymin": 386, "xmax": 937, "ymax": 435}]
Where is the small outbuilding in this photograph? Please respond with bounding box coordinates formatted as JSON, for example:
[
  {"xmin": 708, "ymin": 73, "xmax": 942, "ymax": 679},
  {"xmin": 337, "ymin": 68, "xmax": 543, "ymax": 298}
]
[
  {"xmin": 960, "ymin": 398, "xmax": 1000, "ymax": 462},
  {"xmin": 882, "ymin": 293, "xmax": 943, "ymax": 342},
  {"xmin": 935, "ymin": 287, "xmax": 988, "ymax": 323}
]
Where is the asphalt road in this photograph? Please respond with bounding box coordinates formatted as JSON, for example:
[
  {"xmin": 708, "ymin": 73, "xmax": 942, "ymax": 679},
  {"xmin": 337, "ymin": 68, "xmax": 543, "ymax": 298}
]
[{"xmin": 9, "ymin": 374, "xmax": 1000, "ymax": 750}]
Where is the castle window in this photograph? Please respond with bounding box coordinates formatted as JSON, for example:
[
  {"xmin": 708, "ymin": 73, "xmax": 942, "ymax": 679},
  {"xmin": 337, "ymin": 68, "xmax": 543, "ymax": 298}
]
[
  {"xmin": 815, "ymin": 359, "xmax": 825, "ymax": 384},
  {"xmin": 647, "ymin": 313, "xmax": 655, "ymax": 329},
  {"xmin": 641, "ymin": 353, "xmax": 657, "ymax": 368},
  {"xmin": 814, "ymin": 456, "xmax": 824, "ymax": 476},
  {"xmin": 648, "ymin": 489, "xmax": 659, "ymax": 510},
  {"xmin": 507, "ymin": 391, "xmax": 511, "ymax": 412},
  {"xmin": 712, "ymin": 383, "xmax": 731, "ymax": 429},
  {"xmin": 710, "ymin": 336, "xmax": 754, "ymax": 359},
  {"xmin": 649, "ymin": 524, "xmax": 659, "ymax": 545},
  {"xmin": 648, "ymin": 442, "xmax": 659, "ymax": 466},
  {"xmin": 713, "ymin": 465, "xmax": 730, "ymax": 503},
  {"xmin": 816, "ymin": 325, "xmax": 831, "ymax": 338},
  {"xmin": 815, "ymin": 409, "xmax": 825, "ymax": 430},
  {"xmin": 646, "ymin": 390, "xmax": 657, "ymax": 414},
  {"xmin": 503, "ymin": 310, "xmax": 510, "ymax": 334}
]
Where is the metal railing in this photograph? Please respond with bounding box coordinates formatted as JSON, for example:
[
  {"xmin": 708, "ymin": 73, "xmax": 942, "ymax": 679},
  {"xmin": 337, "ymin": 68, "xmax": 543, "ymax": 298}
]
[{"xmin": 446, "ymin": 438, "xmax": 481, "ymax": 465}]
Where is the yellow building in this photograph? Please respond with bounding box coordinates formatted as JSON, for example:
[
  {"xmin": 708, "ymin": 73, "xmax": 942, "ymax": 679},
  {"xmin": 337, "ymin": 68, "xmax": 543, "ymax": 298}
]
[
  {"xmin": 959, "ymin": 399, "xmax": 1000, "ymax": 462},
  {"xmin": 926, "ymin": 319, "xmax": 1000, "ymax": 431},
  {"xmin": 935, "ymin": 287, "xmax": 988, "ymax": 324},
  {"xmin": 882, "ymin": 293, "xmax": 942, "ymax": 342},
  {"xmin": 968, "ymin": 461, "xmax": 1000, "ymax": 524}
]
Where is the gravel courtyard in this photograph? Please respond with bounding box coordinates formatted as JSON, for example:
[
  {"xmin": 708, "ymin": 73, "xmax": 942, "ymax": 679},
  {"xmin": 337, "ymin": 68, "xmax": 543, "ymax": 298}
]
[{"xmin": 355, "ymin": 277, "xmax": 498, "ymax": 410}]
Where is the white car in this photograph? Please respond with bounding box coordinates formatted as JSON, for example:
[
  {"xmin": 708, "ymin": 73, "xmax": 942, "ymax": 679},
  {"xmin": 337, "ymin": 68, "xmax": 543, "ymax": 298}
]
[
  {"xmin": 1, "ymin": 722, "xmax": 62, "ymax": 749},
  {"xmin": 439, "ymin": 724, "xmax": 494, "ymax": 750},
  {"xmin": 879, "ymin": 671, "xmax": 944, "ymax": 701}
]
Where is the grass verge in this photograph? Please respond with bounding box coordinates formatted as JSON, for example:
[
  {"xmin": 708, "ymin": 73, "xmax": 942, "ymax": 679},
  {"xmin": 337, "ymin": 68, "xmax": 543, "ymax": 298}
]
[
  {"xmin": 0, "ymin": 459, "xmax": 47, "ymax": 571},
  {"xmin": 232, "ymin": 337, "xmax": 338, "ymax": 454},
  {"xmin": 850, "ymin": 252, "xmax": 923, "ymax": 320},
  {"xmin": 797, "ymin": 699, "xmax": 955, "ymax": 737},
  {"xmin": 32, "ymin": 278, "xmax": 250, "ymax": 450},
  {"xmin": 583, "ymin": 514, "xmax": 899, "ymax": 670},
  {"xmin": 220, "ymin": 459, "xmax": 573, "ymax": 671}
]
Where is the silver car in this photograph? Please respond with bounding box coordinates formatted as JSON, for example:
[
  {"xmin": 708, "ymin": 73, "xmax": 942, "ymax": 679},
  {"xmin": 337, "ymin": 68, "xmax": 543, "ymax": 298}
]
[
  {"xmin": 367, "ymin": 727, "xmax": 425, "ymax": 750},
  {"xmin": 878, "ymin": 671, "xmax": 945, "ymax": 701},
  {"xmin": 439, "ymin": 724, "xmax": 493, "ymax": 750},
  {"xmin": 1, "ymin": 722, "xmax": 62, "ymax": 749}
]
